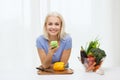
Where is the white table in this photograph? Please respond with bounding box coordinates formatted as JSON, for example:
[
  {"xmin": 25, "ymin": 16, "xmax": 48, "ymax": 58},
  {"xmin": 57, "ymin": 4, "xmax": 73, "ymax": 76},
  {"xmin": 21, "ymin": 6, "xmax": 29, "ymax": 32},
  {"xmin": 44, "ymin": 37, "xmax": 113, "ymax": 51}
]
[
  {"xmin": 35, "ymin": 66, "xmax": 120, "ymax": 80},
  {"xmin": 0, "ymin": 66, "xmax": 120, "ymax": 80}
]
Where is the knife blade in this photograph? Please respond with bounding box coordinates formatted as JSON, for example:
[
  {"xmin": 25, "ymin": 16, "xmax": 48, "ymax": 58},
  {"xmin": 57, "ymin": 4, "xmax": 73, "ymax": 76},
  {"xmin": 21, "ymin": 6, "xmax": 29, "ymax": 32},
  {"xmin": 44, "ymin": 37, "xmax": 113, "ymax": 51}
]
[{"xmin": 36, "ymin": 67, "xmax": 54, "ymax": 73}]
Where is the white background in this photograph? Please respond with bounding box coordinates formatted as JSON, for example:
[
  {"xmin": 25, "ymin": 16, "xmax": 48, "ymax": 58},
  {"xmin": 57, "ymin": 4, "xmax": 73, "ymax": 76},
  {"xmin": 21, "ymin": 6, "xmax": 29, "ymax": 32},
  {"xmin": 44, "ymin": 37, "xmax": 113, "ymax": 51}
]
[{"xmin": 0, "ymin": 0, "xmax": 120, "ymax": 80}]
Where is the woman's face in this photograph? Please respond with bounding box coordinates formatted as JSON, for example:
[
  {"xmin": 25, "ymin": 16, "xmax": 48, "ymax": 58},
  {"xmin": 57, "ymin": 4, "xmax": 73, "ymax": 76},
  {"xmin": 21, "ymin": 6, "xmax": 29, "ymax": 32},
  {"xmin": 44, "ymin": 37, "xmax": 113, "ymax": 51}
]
[{"xmin": 46, "ymin": 16, "xmax": 61, "ymax": 37}]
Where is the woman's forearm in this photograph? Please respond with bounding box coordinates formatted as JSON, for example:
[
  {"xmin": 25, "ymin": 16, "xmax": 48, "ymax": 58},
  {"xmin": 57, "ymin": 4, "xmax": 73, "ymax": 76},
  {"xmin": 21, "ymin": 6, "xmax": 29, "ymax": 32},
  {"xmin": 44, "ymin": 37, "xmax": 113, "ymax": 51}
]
[{"xmin": 42, "ymin": 52, "xmax": 53, "ymax": 68}]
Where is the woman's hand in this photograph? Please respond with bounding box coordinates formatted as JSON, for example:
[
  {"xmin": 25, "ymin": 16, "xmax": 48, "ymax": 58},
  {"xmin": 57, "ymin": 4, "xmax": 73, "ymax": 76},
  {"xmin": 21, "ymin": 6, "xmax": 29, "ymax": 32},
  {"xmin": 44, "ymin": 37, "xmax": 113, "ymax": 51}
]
[{"xmin": 48, "ymin": 46, "xmax": 59, "ymax": 55}]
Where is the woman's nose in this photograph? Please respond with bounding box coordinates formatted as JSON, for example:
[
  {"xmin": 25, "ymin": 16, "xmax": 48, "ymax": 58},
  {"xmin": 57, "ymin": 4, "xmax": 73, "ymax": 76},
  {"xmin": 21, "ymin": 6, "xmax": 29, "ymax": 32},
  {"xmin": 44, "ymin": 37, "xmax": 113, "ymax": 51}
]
[{"xmin": 51, "ymin": 24, "xmax": 56, "ymax": 28}]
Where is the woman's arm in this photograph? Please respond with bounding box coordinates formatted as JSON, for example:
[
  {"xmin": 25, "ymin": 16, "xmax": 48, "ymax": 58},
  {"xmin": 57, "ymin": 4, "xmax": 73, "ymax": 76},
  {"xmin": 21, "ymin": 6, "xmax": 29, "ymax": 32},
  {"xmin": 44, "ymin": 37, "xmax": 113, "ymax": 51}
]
[
  {"xmin": 60, "ymin": 48, "xmax": 71, "ymax": 65},
  {"xmin": 37, "ymin": 47, "xmax": 58, "ymax": 68},
  {"xmin": 60, "ymin": 35, "xmax": 72, "ymax": 66}
]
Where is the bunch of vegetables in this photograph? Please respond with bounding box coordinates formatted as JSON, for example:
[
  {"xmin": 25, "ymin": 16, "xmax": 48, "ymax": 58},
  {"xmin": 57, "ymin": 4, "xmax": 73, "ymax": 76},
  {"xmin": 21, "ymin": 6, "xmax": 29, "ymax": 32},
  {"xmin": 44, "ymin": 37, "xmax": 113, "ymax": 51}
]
[{"xmin": 80, "ymin": 39, "xmax": 106, "ymax": 72}]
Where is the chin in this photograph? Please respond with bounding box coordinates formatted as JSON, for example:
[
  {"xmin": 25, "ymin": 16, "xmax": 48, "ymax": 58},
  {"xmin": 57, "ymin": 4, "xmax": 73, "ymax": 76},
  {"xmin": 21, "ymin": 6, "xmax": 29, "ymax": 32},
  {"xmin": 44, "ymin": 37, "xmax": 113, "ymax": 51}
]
[{"xmin": 49, "ymin": 33, "xmax": 58, "ymax": 36}]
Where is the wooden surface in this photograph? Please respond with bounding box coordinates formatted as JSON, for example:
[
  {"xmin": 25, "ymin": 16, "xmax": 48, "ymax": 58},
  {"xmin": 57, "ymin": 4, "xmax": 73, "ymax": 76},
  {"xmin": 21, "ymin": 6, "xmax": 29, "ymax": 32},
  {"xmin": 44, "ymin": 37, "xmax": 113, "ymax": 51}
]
[{"xmin": 37, "ymin": 68, "xmax": 73, "ymax": 75}]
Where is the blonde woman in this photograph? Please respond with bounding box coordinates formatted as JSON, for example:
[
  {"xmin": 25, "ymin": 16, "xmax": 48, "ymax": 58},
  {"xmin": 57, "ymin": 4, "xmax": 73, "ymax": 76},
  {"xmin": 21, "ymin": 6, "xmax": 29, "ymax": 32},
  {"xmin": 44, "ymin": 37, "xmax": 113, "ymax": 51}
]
[{"xmin": 36, "ymin": 12, "xmax": 72, "ymax": 69}]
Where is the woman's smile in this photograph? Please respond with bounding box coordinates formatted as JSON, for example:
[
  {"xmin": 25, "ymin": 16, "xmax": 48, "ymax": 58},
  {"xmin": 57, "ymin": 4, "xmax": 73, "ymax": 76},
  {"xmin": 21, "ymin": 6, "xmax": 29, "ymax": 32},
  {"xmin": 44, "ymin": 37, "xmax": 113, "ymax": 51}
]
[{"xmin": 46, "ymin": 16, "xmax": 61, "ymax": 36}]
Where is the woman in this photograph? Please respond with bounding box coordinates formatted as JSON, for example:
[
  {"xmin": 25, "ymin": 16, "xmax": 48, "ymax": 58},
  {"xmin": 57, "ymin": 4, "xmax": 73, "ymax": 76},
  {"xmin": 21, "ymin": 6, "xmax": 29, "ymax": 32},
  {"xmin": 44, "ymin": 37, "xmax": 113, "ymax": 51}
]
[{"xmin": 36, "ymin": 12, "xmax": 72, "ymax": 69}]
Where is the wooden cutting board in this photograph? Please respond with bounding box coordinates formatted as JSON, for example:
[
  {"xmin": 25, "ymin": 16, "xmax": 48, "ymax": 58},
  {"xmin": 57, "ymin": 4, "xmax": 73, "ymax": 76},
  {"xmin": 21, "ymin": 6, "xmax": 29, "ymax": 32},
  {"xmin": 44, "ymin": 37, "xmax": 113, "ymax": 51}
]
[{"xmin": 37, "ymin": 68, "xmax": 73, "ymax": 75}]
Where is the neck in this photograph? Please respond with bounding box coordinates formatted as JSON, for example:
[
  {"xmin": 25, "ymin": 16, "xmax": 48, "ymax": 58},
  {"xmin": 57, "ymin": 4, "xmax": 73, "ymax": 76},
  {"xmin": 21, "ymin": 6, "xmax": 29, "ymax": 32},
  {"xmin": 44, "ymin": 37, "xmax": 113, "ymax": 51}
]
[{"xmin": 48, "ymin": 36, "xmax": 59, "ymax": 41}]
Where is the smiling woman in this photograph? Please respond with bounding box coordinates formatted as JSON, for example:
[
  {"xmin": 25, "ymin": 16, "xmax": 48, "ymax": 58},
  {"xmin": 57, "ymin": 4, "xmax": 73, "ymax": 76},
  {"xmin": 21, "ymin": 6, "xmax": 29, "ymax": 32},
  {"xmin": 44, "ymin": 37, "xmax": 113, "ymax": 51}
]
[{"xmin": 36, "ymin": 12, "xmax": 72, "ymax": 69}]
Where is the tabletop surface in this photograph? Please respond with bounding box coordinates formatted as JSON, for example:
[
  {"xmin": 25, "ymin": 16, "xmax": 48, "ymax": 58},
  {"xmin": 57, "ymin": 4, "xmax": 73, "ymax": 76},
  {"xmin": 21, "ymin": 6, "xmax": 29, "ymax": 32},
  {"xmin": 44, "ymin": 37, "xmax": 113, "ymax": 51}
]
[{"xmin": 0, "ymin": 65, "xmax": 120, "ymax": 80}]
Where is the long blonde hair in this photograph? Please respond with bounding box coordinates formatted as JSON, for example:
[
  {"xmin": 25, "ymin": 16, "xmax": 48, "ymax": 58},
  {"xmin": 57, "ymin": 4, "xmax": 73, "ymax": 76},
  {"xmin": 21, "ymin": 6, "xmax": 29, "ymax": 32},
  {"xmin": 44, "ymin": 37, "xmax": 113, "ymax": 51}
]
[{"xmin": 43, "ymin": 12, "xmax": 66, "ymax": 40}]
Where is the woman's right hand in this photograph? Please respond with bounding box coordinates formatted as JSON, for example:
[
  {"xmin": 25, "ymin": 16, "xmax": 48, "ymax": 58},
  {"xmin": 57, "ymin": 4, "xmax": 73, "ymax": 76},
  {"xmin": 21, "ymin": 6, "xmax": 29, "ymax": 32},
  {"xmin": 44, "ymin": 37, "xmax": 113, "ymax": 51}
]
[{"xmin": 48, "ymin": 46, "xmax": 59, "ymax": 55}]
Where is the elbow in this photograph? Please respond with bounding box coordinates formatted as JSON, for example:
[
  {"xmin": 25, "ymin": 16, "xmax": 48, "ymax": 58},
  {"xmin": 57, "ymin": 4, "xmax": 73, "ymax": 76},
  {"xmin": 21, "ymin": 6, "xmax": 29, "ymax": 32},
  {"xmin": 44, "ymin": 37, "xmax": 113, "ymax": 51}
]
[{"xmin": 42, "ymin": 63, "xmax": 50, "ymax": 69}]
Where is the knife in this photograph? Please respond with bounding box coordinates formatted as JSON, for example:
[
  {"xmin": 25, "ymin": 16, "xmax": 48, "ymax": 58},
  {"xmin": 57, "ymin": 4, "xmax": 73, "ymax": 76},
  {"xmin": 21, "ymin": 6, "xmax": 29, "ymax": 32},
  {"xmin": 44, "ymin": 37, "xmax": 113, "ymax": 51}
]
[{"xmin": 36, "ymin": 67, "xmax": 54, "ymax": 73}]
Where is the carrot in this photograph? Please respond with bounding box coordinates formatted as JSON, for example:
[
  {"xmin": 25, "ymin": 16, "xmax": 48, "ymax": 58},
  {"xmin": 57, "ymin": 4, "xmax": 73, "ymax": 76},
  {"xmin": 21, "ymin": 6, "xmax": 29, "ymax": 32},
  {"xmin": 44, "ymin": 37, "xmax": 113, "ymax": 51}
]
[{"xmin": 86, "ymin": 62, "xmax": 96, "ymax": 72}]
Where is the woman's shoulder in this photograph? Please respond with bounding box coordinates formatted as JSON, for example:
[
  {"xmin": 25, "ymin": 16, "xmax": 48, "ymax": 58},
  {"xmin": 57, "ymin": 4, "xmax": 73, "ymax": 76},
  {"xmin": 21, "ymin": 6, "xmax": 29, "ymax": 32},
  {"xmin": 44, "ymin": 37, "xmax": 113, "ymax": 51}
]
[
  {"xmin": 36, "ymin": 35, "xmax": 48, "ymax": 48},
  {"xmin": 62, "ymin": 34, "xmax": 72, "ymax": 41},
  {"xmin": 37, "ymin": 35, "xmax": 43, "ymax": 40},
  {"xmin": 36, "ymin": 35, "xmax": 46, "ymax": 42}
]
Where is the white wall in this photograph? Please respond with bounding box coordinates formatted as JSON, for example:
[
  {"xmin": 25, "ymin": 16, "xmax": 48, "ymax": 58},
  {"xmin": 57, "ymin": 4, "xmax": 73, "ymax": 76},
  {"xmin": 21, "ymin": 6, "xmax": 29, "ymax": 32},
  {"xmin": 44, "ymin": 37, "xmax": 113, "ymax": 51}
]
[
  {"xmin": 48, "ymin": 0, "xmax": 120, "ymax": 67},
  {"xmin": 0, "ymin": 0, "xmax": 120, "ymax": 80},
  {"xmin": 0, "ymin": 0, "xmax": 25, "ymax": 72},
  {"xmin": 0, "ymin": 0, "xmax": 40, "ymax": 79},
  {"xmin": 111, "ymin": 0, "xmax": 120, "ymax": 66}
]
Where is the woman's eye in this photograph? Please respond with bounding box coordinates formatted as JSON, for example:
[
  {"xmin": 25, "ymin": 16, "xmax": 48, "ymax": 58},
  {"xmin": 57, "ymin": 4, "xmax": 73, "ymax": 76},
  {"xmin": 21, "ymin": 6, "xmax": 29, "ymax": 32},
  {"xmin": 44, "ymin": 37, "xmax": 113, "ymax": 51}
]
[
  {"xmin": 48, "ymin": 23, "xmax": 53, "ymax": 25},
  {"xmin": 55, "ymin": 23, "xmax": 59, "ymax": 26},
  {"xmin": 48, "ymin": 22, "xmax": 60, "ymax": 26}
]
